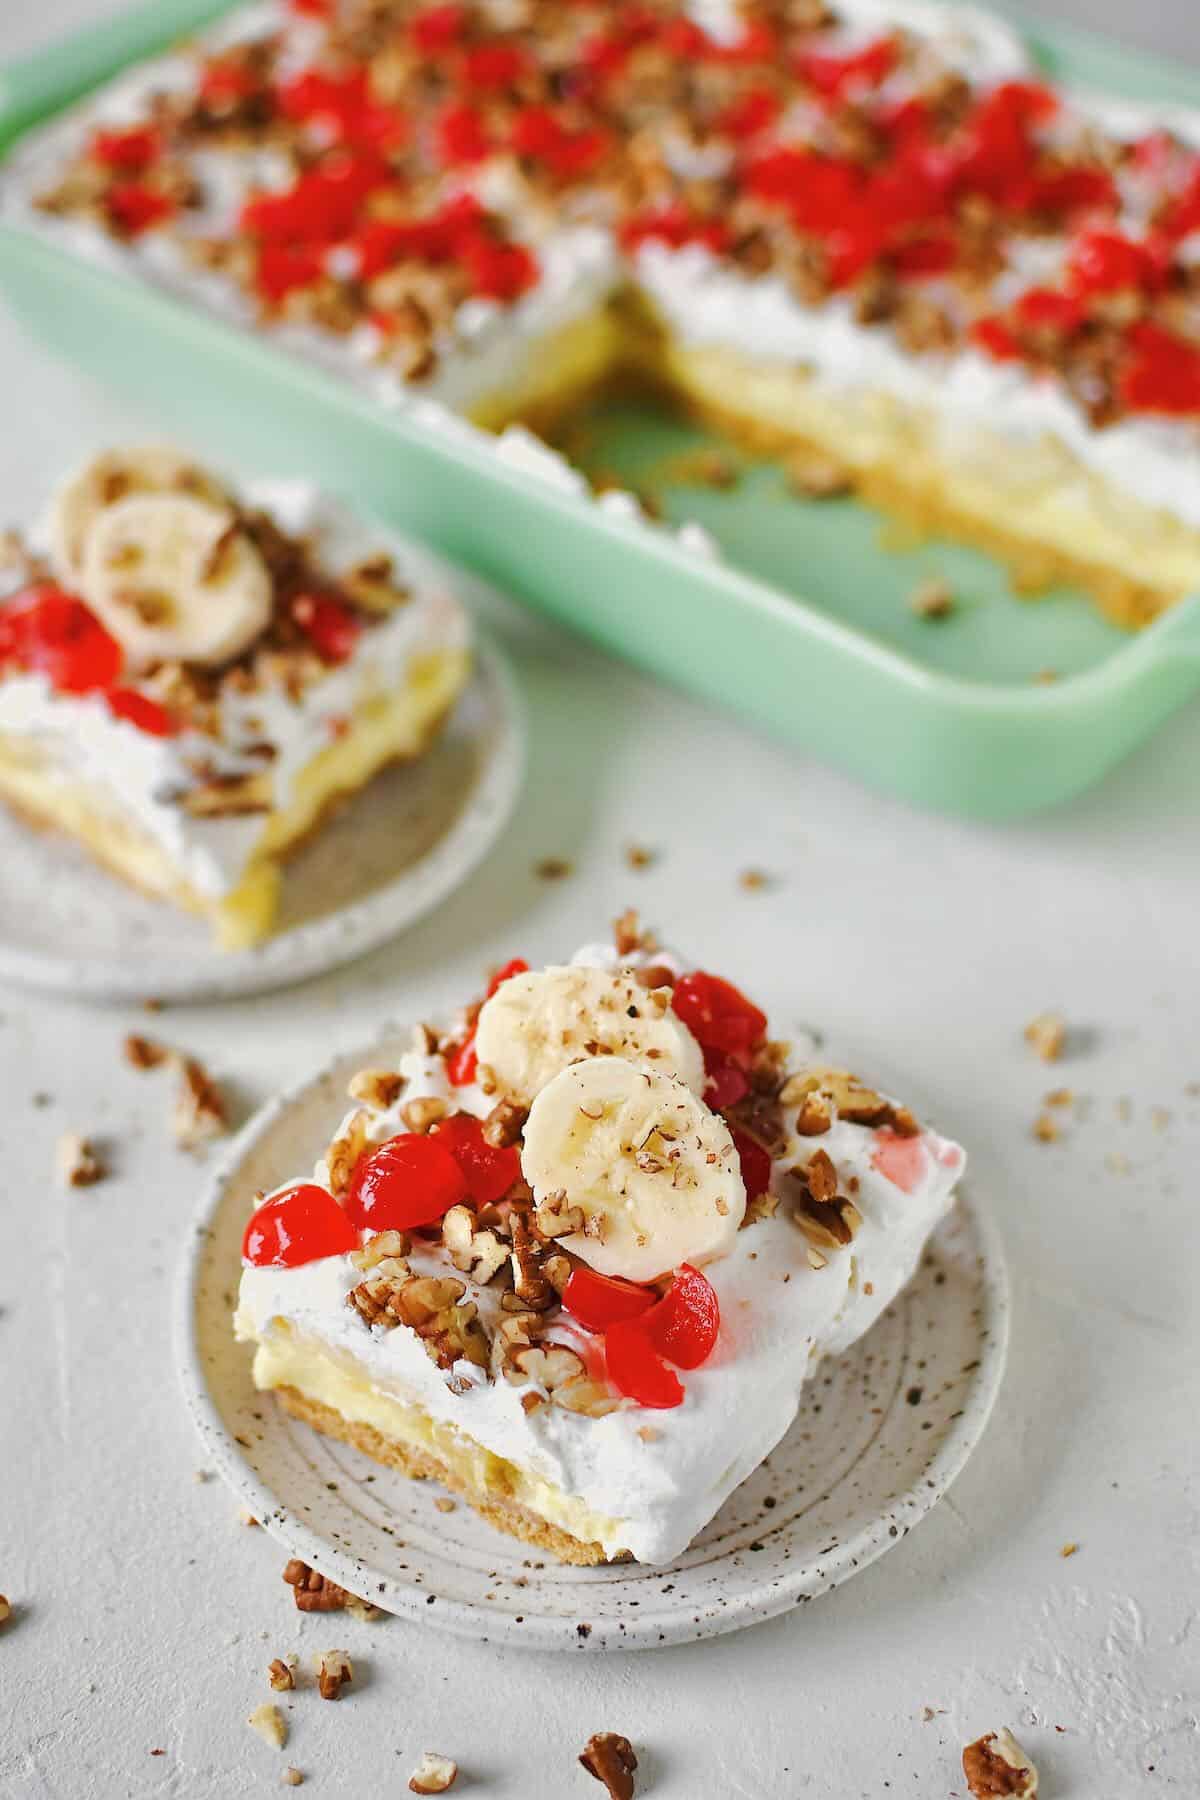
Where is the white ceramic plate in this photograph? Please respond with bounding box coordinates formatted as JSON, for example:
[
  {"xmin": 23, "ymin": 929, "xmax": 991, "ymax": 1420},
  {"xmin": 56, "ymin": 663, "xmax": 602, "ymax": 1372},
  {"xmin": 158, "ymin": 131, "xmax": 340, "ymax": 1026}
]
[
  {"xmin": 0, "ymin": 637, "xmax": 524, "ymax": 1003},
  {"xmin": 176, "ymin": 1034, "xmax": 1010, "ymax": 1652}
]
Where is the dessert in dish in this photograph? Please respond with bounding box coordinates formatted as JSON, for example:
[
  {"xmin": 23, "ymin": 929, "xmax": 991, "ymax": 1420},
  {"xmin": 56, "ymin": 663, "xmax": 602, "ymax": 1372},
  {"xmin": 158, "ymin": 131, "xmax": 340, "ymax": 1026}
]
[
  {"xmin": 6, "ymin": 1, "xmax": 1200, "ymax": 625},
  {"xmin": 0, "ymin": 450, "xmax": 470, "ymax": 947},
  {"xmin": 234, "ymin": 913, "xmax": 966, "ymax": 1566}
]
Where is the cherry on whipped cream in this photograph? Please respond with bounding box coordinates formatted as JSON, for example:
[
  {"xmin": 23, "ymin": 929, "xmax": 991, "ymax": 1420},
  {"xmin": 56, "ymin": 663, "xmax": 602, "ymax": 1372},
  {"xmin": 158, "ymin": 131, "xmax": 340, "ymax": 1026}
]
[
  {"xmin": 642, "ymin": 1264, "xmax": 720, "ymax": 1369},
  {"xmin": 603, "ymin": 1314, "xmax": 685, "ymax": 1410},
  {"xmin": 729, "ymin": 1127, "xmax": 771, "ymax": 1202},
  {"xmin": 562, "ymin": 1266, "xmax": 657, "ymax": 1332},
  {"xmin": 672, "ymin": 970, "xmax": 767, "ymax": 1060},
  {"xmin": 242, "ymin": 1183, "xmax": 358, "ymax": 1267},
  {"xmin": 291, "ymin": 592, "xmax": 362, "ymax": 664},
  {"xmin": 345, "ymin": 1133, "xmax": 467, "ymax": 1232},
  {"xmin": 0, "ymin": 586, "xmax": 122, "ymax": 694},
  {"xmin": 432, "ymin": 1112, "xmax": 519, "ymax": 1207}
]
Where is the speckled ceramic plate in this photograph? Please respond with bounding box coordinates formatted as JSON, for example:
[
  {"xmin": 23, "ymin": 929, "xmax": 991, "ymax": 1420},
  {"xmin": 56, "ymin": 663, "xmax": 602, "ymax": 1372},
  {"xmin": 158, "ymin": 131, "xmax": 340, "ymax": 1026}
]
[
  {"xmin": 0, "ymin": 634, "xmax": 524, "ymax": 1003},
  {"xmin": 176, "ymin": 1034, "xmax": 1009, "ymax": 1651}
]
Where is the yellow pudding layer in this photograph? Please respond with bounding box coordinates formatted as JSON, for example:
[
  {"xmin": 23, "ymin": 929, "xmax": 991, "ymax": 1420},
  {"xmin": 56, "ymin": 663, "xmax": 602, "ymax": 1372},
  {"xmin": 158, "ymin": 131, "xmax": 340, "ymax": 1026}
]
[
  {"xmin": 0, "ymin": 645, "xmax": 469, "ymax": 950},
  {"xmin": 245, "ymin": 1319, "xmax": 622, "ymax": 1560}
]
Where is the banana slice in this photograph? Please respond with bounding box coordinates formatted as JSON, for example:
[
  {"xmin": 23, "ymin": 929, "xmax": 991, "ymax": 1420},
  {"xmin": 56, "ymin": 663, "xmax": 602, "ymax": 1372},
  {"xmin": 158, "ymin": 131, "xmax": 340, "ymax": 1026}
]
[
  {"xmin": 79, "ymin": 492, "xmax": 274, "ymax": 668},
  {"xmin": 521, "ymin": 1055, "xmax": 745, "ymax": 1282},
  {"xmin": 474, "ymin": 964, "xmax": 705, "ymax": 1107},
  {"xmin": 48, "ymin": 447, "xmax": 231, "ymax": 578}
]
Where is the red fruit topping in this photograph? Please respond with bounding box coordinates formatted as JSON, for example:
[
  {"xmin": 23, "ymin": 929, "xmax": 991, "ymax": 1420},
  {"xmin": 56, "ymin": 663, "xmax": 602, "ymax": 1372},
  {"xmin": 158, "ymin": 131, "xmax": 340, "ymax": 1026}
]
[
  {"xmin": 445, "ymin": 1034, "xmax": 478, "ymax": 1087},
  {"xmin": 0, "ymin": 586, "xmax": 122, "ymax": 694},
  {"xmin": 642, "ymin": 1264, "xmax": 720, "ymax": 1369},
  {"xmin": 671, "ymin": 970, "xmax": 767, "ymax": 1059},
  {"xmin": 871, "ymin": 1127, "xmax": 927, "ymax": 1194},
  {"xmin": 603, "ymin": 1315, "xmax": 685, "ymax": 1409},
  {"xmin": 563, "ymin": 1266, "xmax": 657, "ymax": 1332},
  {"xmin": 410, "ymin": 4, "xmax": 467, "ymax": 51},
  {"xmin": 510, "ymin": 107, "xmax": 609, "ymax": 178},
  {"xmin": 717, "ymin": 87, "xmax": 780, "ymax": 141},
  {"xmin": 703, "ymin": 1052, "xmax": 750, "ymax": 1114},
  {"xmin": 1161, "ymin": 162, "xmax": 1200, "ymax": 243},
  {"xmin": 105, "ymin": 687, "xmax": 179, "ymax": 736},
  {"xmin": 461, "ymin": 43, "xmax": 531, "ymax": 90},
  {"xmin": 460, "ymin": 233, "xmax": 538, "ymax": 301},
  {"xmin": 107, "ymin": 183, "xmax": 173, "ymax": 236},
  {"xmin": 289, "ymin": 0, "xmax": 332, "ymax": 14},
  {"xmin": 1067, "ymin": 229, "xmax": 1165, "ymax": 297},
  {"xmin": 891, "ymin": 231, "xmax": 956, "ymax": 278},
  {"xmin": 729, "ymin": 1128, "xmax": 771, "ymax": 1202},
  {"xmin": 486, "ymin": 957, "xmax": 529, "ymax": 996},
  {"xmin": 971, "ymin": 315, "xmax": 1022, "ymax": 361},
  {"xmin": 1015, "ymin": 287, "xmax": 1084, "ymax": 332},
  {"xmin": 798, "ymin": 35, "xmax": 897, "ymax": 98},
  {"xmin": 91, "ymin": 125, "xmax": 161, "ymax": 171},
  {"xmin": 432, "ymin": 1112, "xmax": 520, "ymax": 1206},
  {"xmin": 435, "ymin": 101, "xmax": 492, "ymax": 167},
  {"xmin": 291, "ymin": 592, "xmax": 362, "ymax": 663},
  {"xmin": 242, "ymin": 1183, "xmax": 358, "ymax": 1267},
  {"xmin": 344, "ymin": 1132, "xmax": 467, "ymax": 1233},
  {"xmin": 200, "ymin": 61, "xmax": 260, "ymax": 105},
  {"xmin": 1120, "ymin": 321, "xmax": 1200, "ymax": 416},
  {"xmin": 255, "ymin": 242, "xmax": 324, "ymax": 301}
]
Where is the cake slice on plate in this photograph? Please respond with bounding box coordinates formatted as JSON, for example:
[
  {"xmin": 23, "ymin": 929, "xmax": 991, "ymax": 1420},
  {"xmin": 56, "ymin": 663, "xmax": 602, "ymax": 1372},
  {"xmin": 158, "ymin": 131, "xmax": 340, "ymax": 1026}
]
[
  {"xmin": 0, "ymin": 449, "xmax": 471, "ymax": 947},
  {"xmin": 235, "ymin": 915, "xmax": 965, "ymax": 1566}
]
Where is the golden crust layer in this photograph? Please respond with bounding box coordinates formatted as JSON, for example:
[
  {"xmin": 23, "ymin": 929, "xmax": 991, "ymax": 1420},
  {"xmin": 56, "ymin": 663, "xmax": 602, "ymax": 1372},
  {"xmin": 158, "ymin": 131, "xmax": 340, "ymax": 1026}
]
[{"xmin": 273, "ymin": 1384, "xmax": 611, "ymax": 1567}]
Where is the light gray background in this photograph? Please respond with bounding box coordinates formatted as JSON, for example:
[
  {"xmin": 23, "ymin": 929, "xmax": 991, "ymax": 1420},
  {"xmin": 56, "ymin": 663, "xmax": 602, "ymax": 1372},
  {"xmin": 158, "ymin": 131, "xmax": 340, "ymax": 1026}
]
[{"xmin": 1, "ymin": 4, "xmax": 1199, "ymax": 1799}]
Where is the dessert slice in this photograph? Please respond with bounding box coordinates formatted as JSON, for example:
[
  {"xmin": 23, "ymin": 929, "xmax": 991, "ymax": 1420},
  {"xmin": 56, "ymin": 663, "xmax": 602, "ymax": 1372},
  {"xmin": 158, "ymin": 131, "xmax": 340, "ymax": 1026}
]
[
  {"xmin": 235, "ymin": 915, "xmax": 966, "ymax": 1566},
  {"xmin": 0, "ymin": 449, "xmax": 471, "ymax": 947}
]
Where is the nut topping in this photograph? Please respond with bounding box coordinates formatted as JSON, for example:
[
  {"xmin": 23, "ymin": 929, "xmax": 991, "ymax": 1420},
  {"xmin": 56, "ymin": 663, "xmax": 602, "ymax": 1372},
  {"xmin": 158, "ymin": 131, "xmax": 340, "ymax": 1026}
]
[
  {"xmin": 579, "ymin": 1732, "xmax": 638, "ymax": 1799},
  {"xmin": 282, "ymin": 1559, "xmax": 351, "ymax": 1613},
  {"xmin": 408, "ymin": 1752, "xmax": 458, "ymax": 1794},
  {"xmin": 482, "ymin": 1096, "xmax": 528, "ymax": 1148},
  {"xmin": 346, "ymin": 1067, "xmax": 405, "ymax": 1109},
  {"xmin": 56, "ymin": 1132, "xmax": 106, "ymax": 1188},
  {"xmin": 962, "ymin": 1729, "xmax": 1039, "ymax": 1797},
  {"xmin": 267, "ymin": 1658, "xmax": 295, "ymax": 1691},
  {"xmin": 314, "ymin": 1649, "xmax": 352, "ymax": 1701}
]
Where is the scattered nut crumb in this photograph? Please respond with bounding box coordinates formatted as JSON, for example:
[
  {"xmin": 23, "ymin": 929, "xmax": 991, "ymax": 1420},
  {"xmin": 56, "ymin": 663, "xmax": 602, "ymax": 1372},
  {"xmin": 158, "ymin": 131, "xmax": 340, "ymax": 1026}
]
[
  {"xmin": 738, "ymin": 868, "xmax": 770, "ymax": 892},
  {"xmin": 56, "ymin": 1132, "xmax": 106, "ymax": 1188},
  {"xmin": 1032, "ymin": 668, "xmax": 1059, "ymax": 684},
  {"xmin": 534, "ymin": 857, "xmax": 572, "ymax": 881},
  {"xmin": 247, "ymin": 1704, "xmax": 287, "ymax": 1750},
  {"xmin": 1060, "ymin": 1542, "xmax": 1079, "ymax": 1558},
  {"xmin": 624, "ymin": 843, "xmax": 656, "ymax": 870},
  {"xmin": 1105, "ymin": 1150, "xmax": 1130, "ymax": 1175},
  {"xmin": 1044, "ymin": 1088, "xmax": 1073, "ymax": 1107},
  {"xmin": 0, "ymin": 1595, "xmax": 11, "ymax": 1625},
  {"xmin": 282, "ymin": 1771, "xmax": 304, "ymax": 1788},
  {"xmin": 1031, "ymin": 1112, "xmax": 1060, "ymax": 1143},
  {"xmin": 315, "ymin": 1649, "xmax": 352, "ymax": 1701},
  {"xmin": 344, "ymin": 1593, "xmax": 385, "ymax": 1622},
  {"xmin": 238, "ymin": 1508, "xmax": 259, "ymax": 1527},
  {"xmin": 786, "ymin": 451, "xmax": 851, "ymax": 499},
  {"xmin": 408, "ymin": 1751, "xmax": 458, "ymax": 1793},
  {"xmin": 123, "ymin": 1032, "xmax": 170, "ymax": 1070},
  {"xmin": 910, "ymin": 575, "xmax": 955, "ymax": 619},
  {"xmin": 267, "ymin": 1658, "xmax": 295, "ymax": 1692},
  {"xmin": 173, "ymin": 1056, "xmax": 228, "ymax": 1150},
  {"xmin": 636, "ymin": 1426, "xmax": 661, "ymax": 1444},
  {"xmin": 579, "ymin": 1732, "xmax": 638, "ymax": 1799},
  {"xmin": 1025, "ymin": 1012, "xmax": 1066, "ymax": 1061},
  {"xmin": 962, "ymin": 1727, "xmax": 1038, "ymax": 1797},
  {"xmin": 193, "ymin": 1468, "xmax": 213, "ymax": 1483},
  {"xmin": 1151, "ymin": 1106, "xmax": 1171, "ymax": 1133},
  {"xmin": 434, "ymin": 1496, "xmax": 456, "ymax": 1514},
  {"xmin": 283, "ymin": 1558, "xmax": 351, "ymax": 1612}
]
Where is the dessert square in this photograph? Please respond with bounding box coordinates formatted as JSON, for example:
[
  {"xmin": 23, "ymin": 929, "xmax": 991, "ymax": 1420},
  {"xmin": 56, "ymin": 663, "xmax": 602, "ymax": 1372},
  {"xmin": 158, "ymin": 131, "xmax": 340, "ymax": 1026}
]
[
  {"xmin": 235, "ymin": 915, "xmax": 966, "ymax": 1565},
  {"xmin": 0, "ymin": 449, "xmax": 471, "ymax": 947},
  {"xmin": 5, "ymin": 0, "xmax": 1200, "ymax": 625}
]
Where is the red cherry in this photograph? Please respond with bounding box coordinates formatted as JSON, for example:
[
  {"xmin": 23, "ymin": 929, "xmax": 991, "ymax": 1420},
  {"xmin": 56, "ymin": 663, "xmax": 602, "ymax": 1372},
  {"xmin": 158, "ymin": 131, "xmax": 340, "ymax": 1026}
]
[
  {"xmin": 971, "ymin": 315, "xmax": 1022, "ymax": 361},
  {"xmin": 1121, "ymin": 321, "xmax": 1200, "ymax": 416},
  {"xmin": 91, "ymin": 125, "xmax": 161, "ymax": 171},
  {"xmin": 643, "ymin": 1265, "xmax": 720, "ymax": 1369},
  {"xmin": 460, "ymin": 233, "xmax": 538, "ymax": 301},
  {"xmin": 254, "ymin": 243, "xmax": 324, "ymax": 302},
  {"xmin": 1066, "ymin": 229, "xmax": 1165, "ymax": 297},
  {"xmin": 562, "ymin": 1266, "xmax": 657, "ymax": 1332},
  {"xmin": 620, "ymin": 205, "xmax": 729, "ymax": 255},
  {"xmin": 1, "ymin": 586, "xmax": 123, "ymax": 693},
  {"xmin": 717, "ymin": 87, "xmax": 780, "ymax": 141},
  {"xmin": 435, "ymin": 102, "xmax": 491, "ymax": 167},
  {"xmin": 105, "ymin": 687, "xmax": 179, "ymax": 736},
  {"xmin": 291, "ymin": 593, "xmax": 362, "ymax": 663},
  {"xmin": 798, "ymin": 35, "xmax": 897, "ymax": 99},
  {"xmin": 1029, "ymin": 164, "xmax": 1116, "ymax": 219},
  {"xmin": 486, "ymin": 957, "xmax": 529, "ymax": 996},
  {"xmin": 671, "ymin": 970, "xmax": 766, "ymax": 1059},
  {"xmin": 460, "ymin": 43, "xmax": 531, "ymax": 90},
  {"xmin": 344, "ymin": 1133, "xmax": 467, "ymax": 1233},
  {"xmin": 1015, "ymin": 287, "xmax": 1083, "ymax": 333},
  {"xmin": 410, "ymin": 4, "xmax": 467, "ymax": 50},
  {"xmin": 200, "ymin": 61, "xmax": 260, "ymax": 105},
  {"xmin": 892, "ymin": 232, "xmax": 956, "ymax": 277},
  {"xmin": 107, "ymin": 183, "xmax": 174, "ymax": 236},
  {"xmin": 729, "ymin": 1128, "xmax": 771, "ymax": 1202},
  {"xmin": 445, "ymin": 1034, "xmax": 478, "ymax": 1087},
  {"xmin": 242, "ymin": 1183, "xmax": 357, "ymax": 1267},
  {"xmin": 703, "ymin": 1052, "xmax": 750, "ymax": 1113},
  {"xmin": 432, "ymin": 1112, "xmax": 520, "ymax": 1206},
  {"xmin": 603, "ymin": 1316, "xmax": 685, "ymax": 1409}
]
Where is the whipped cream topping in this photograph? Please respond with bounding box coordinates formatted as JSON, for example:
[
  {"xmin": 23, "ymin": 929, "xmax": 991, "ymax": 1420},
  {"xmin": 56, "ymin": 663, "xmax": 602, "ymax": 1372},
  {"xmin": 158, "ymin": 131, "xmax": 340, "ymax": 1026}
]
[
  {"xmin": 6, "ymin": 0, "xmax": 1199, "ymax": 538},
  {"xmin": 235, "ymin": 943, "xmax": 965, "ymax": 1564},
  {"xmin": 0, "ymin": 480, "xmax": 470, "ymax": 899}
]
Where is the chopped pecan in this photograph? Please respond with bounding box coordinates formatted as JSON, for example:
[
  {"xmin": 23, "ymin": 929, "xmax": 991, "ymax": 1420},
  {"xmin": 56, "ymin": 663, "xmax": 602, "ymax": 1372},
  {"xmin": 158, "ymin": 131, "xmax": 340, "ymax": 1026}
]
[
  {"xmin": 554, "ymin": 1378, "xmax": 622, "ymax": 1418},
  {"xmin": 481, "ymin": 1096, "xmax": 528, "ymax": 1148},
  {"xmin": 124, "ymin": 1032, "xmax": 170, "ymax": 1070},
  {"xmin": 962, "ymin": 1729, "xmax": 1038, "ymax": 1797},
  {"xmin": 802, "ymin": 1148, "xmax": 838, "ymax": 1203},
  {"xmin": 173, "ymin": 1056, "xmax": 227, "ymax": 1150},
  {"xmin": 441, "ymin": 1206, "xmax": 507, "ymax": 1284},
  {"xmin": 324, "ymin": 1107, "xmax": 372, "ymax": 1197},
  {"xmin": 351, "ymin": 1230, "xmax": 410, "ymax": 1272},
  {"xmin": 533, "ymin": 1189, "xmax": 585, "ymax": 1240},
  {"xmin": 346, "ymin": 1067, "xmax": 405, "ymax": 1109},
  {"xmin": 56, "ymin": 1132, "xmax": 106, "ymax": 1188},
  {"xmin": 579, "ymin": 1732, "xmax": 638, "ymax": 1799},
  {"xmin": 401, "ymin": 1096, "xmax": 447, "ymax": 1133},
  {"xmin": 315, "ymin": 1649, "xmax": 352, "ymax": 1701},
  {"xmin": 181, "ymin": 769, "xmax": 272, "ymax": 818},
  {"xmin": 282, "ymin": 1559, "xmax": 350, "ymax": 1613},
  {"xmin": 507, "ymin": 1343, "xmax": 586, "ymax": 1392},
  {"xmin": 267, "ymin": 1658, "xmax": 295, "ymax": 1692},
  {"xmin": 510, "ymin": 1210, "xmax": 556, "ymax": 1310},
  {"xmin": 408, "ymin": 1752, "xmax": 458, "ymax": 1794},
  {"xmin": 1025, "ymin": 1012, "xmax": 1067, "ymax": 1063}
]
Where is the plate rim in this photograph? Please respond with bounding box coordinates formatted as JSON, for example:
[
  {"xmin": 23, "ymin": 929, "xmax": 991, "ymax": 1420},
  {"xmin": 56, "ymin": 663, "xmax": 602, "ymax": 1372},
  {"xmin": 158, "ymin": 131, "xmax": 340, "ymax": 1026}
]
[
  {"xmin": 174, "ymin": 1033, "xmax": 1011, "ymax": 1652},
  {"xmin": 0, "ymin": 632, "xmax": 526, "ymax": 1003}
]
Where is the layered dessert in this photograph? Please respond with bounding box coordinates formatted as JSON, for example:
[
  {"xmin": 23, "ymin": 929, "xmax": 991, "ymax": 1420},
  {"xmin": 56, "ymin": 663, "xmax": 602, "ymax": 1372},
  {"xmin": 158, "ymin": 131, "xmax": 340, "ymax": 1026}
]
[
  {"xmin": 0, "ymin": 449, "xmax": 470, "ymax": 947},
  {"xmin": 234, "ymin": 914, "xmax": 966, "ymax": 1565},
  {"xmin": 5, "ymin": 0, "xmax": 1200, "ymax": 624}
]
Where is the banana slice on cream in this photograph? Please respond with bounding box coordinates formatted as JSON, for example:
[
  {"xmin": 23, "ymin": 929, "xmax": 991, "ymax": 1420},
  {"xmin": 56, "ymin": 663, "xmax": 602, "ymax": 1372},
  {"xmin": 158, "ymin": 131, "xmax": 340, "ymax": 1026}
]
[
  {"xmin": 48, "ymin": 446, "xmax": 231, "ymax": 578},
  {"xmin": 521, "ymin": 1055, "xmax": 745, "ymax": 1282},
  {"xmin": 79, "ymin": 492, "xmax": 274, "ymax": 668},
  {"xmin": 474, "ymin": 964, "xmax": 705, "ymax": 1107}
]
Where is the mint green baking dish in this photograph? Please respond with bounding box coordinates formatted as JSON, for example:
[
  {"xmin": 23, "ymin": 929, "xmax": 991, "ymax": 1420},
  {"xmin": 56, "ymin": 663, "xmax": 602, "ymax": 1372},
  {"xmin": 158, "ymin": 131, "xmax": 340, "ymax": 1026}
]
[{"xmin": 1, "ymin": 0, "xmax": 1199, "ymax": 820}]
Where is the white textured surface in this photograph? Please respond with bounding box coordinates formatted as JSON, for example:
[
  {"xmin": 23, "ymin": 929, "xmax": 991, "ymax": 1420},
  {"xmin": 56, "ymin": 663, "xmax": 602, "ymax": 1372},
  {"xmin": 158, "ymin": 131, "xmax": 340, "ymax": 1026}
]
[{"xmin": 1, "ymin": 4, "xmax": 1199, "ymax": 1798}]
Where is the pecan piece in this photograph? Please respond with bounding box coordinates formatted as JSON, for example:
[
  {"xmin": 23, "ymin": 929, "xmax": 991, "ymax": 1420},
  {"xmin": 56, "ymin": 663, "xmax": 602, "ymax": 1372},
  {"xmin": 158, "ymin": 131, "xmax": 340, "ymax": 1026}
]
[
  {"xmin": 510, "ymin": 1210, "xmax": 555, "ymax": 1310},
  {"xmin": 579, "ymin": 1732, "xmax": 638, "ymax": 1799},
  {"xmin": 482, "ymin": 1096, "xmax": 528, "ymax": 1148},
  {"xmin": 314, "ymin": 1649, "xmax": 352, "ymax": 1701},
  {"xmin": 56, "ymin": 1132, "xmax": 106, "ymax": 1188},
  {"xmin": 408, "ymin": 1752, "xmax": 458, "ymax": 1794},
  {"xmin": 346, "ymin": 1067, "xmax": 405, "ymax": 1109},
  {"xmin": 282, "ymin": 1559, "xmax": 350, "ymax": 1613},
  {"xmin": 173, "ymin": 1057, "xmax": 227, "ymax": 1150},
  {"xmin": 962, "ymin": 1729, "xmax": 1038, "ymax": 1797}
]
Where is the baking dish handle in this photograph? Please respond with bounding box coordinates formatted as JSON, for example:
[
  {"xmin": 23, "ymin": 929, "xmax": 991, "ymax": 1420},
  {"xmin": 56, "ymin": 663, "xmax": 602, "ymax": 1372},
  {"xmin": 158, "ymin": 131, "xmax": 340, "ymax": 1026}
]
[{"xmin": 0, "ymin": 0, "xmax": 233, "ymax": 156}]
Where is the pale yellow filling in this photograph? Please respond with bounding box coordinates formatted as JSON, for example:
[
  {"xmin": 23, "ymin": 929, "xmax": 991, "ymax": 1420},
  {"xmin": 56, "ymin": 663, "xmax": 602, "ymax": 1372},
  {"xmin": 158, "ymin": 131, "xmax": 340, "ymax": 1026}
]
[
  {"xmin": 0, "ymin": 645, "xmax": 469, "ymax": 949},
  {"xmin": 246, "ymin": 1319, "xmax": 622, "ymax": 1548},
  {"xmin": 464, "ymin": 306, "xmax": 627, "ymax": 433}
]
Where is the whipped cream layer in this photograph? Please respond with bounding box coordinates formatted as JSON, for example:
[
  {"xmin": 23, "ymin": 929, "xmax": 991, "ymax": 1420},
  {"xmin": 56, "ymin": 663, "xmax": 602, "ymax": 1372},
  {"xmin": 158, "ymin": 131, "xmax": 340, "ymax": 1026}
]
[
  {"xmin": 0, "ymin": 480, "xmax": 470, "ymax": 900},
  {"xmin": 236, "ymin": 944, "xmax": 965, "ymax": 1565},
  {"xmin": 6, "ymin": 0, "xmax": 1199, "ymax": 538}
]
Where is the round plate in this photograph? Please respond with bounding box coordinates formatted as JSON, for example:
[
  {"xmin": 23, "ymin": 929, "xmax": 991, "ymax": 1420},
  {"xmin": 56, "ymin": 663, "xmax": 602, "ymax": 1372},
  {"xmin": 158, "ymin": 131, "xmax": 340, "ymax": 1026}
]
[
  {"xmin": 177, "ymin": 1035, "xmax": 1010, "ymax": 1652},
  {"xmin": 0, "ymin": 637, "xmax": 524, "ymax": 1003}
]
